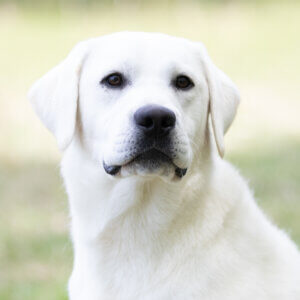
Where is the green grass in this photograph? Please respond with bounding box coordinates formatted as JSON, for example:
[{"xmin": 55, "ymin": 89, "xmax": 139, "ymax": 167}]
[
  {"xmin": 0, "ymin": 162, "xmax": 71, "ymax": 300},
  {"xmin": 0, "ymin": 2, "xmax": 300, "ymax": 299},
  {"xmin": 228, "ymin": 141, "xmax": 300, "ymax": 245}
]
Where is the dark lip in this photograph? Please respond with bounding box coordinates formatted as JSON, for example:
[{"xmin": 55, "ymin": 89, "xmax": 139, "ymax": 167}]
[
  {"xmin": 126, "ymin": 148, "xmax": 172, "ymax": 164},
  {"xmin": 103, "ymin": 149, "xmax": 187, "ymax": 178},
  {"xmin": 102, "ymin": 162, "xmax": 121, "ymax": 175}
]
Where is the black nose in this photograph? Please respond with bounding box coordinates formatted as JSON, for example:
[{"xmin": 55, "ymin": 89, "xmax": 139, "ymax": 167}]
[{"xmin": 134, "ymin": 104, "xmax": 176, "ymax": 138}]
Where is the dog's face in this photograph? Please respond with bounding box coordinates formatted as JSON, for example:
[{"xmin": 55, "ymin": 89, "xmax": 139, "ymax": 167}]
[
  {"xmin": 29, "ymin": 32, "xmax": 240, "ymax": 181},
  {"xmin": 79, "ymin": 33, "xmax": 209, "ymax": 180}
]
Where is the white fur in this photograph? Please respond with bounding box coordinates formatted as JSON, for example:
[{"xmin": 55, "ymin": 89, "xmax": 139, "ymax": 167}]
[{"xmin": 29, "ymin": 32, "xmax": 300, "ymax": 300}]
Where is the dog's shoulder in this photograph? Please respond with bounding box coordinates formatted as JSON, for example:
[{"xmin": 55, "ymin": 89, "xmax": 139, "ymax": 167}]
[{"xmin": 210, "ymin": 157, "xmax": 300, "ymax": 296}]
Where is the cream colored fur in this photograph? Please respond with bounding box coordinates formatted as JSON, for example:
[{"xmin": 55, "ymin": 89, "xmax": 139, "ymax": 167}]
[{"xmin": 29, "ymin": 32, "xmax": 300, "ymax": 300}]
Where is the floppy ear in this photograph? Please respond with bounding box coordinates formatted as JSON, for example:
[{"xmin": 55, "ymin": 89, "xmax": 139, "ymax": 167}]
[
  {"xmin": 28, "ymin": 41, "xmax": 91, "ymax": 151},
  {"xmin": 199, "ymin": 44, "xmax": 240, "ymax": 157}
]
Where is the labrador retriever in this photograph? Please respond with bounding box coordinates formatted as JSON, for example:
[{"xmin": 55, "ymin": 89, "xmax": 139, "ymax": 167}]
[{"xmin": 29, "ymin": 32, "xmax": 300, "ymax": 300}]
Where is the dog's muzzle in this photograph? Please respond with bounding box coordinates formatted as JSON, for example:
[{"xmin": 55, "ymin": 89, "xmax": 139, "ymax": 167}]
[{"xmin": 103, "ymin": 104, "xmax": 188, "ymax": 178}]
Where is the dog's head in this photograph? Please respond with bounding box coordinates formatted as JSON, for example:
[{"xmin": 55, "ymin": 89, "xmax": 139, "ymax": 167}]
[{"xmin": 29, "ymin": 32, "xmax": 239, "ymax": 181}]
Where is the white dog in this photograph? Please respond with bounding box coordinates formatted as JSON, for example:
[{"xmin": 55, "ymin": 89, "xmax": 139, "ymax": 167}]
[{"xmin": 29, "ymin": 32, "xmax": 300, "ymax": 300}]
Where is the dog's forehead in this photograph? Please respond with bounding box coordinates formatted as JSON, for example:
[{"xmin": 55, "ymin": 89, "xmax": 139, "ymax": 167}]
[{"xmin": 87, "ymin": 32, "xmax": 199, "ymax": 71}]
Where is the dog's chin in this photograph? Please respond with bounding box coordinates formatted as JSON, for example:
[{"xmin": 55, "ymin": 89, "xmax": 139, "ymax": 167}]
[{"xmin": 103, "ymin": 149, "xmax": 187, "ymax": 181}]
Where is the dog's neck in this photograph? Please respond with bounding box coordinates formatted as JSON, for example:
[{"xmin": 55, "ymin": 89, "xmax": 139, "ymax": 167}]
[
  {"xmin": 61, "ymin": 139, "xmax": 213, "ymax": 244},
  {"xmin": 61, "ymin": 140, "xmax": 237, "ymax": 296}
]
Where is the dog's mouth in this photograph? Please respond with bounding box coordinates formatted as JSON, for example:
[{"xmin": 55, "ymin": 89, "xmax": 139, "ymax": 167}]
[{"xmin": 103, "ymin": 149, "xmax": 187, "ymax": 179}]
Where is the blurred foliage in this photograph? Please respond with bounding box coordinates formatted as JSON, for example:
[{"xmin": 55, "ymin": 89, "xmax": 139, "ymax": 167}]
[
  {"xmin": 0, "ymin": 1, "xmax": 299, "ymax": 299},
  {"xmin": 0, "ymin": 0, "xmax": 299, "ymax": 10}
]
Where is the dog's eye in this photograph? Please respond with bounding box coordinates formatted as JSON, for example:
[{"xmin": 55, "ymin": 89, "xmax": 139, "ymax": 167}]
[
  {"xmin": 174, "ymin": 75, "xmax": 194, "ymax": 90},
  {"xmin": 101, "ymin": 73, "xmax": 124, "ymax": 88}
]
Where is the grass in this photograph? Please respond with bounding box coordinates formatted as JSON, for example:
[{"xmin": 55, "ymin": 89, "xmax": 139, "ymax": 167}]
[{"xmin": 0, "ymin": 2, "xmax": 300, "ymax": 299}]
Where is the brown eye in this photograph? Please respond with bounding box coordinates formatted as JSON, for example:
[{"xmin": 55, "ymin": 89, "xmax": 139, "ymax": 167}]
[
  {"xmin": 174, "ymin": 75, "xmax": 194, "ymax": 90},
  {"xmin": 102, "ymin": 73, "xmax": 124, "ymax": 88}
]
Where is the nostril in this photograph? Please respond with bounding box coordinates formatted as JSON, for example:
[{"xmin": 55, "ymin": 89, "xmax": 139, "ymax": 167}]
[
  {"xmin": 134, "ymin": 114, "xmax": 154, "ymax": 129},
  {"xmin": 161, "ymin": 115, "xmax": 175, "ymax": 128},
  {"xmin": 143, "ymin": 116, "xmax": 154, "ymax": 128}
]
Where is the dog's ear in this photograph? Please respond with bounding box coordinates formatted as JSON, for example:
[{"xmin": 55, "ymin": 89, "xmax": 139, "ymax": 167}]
[
  {"xmin": 28, "ymin": 41, "xmax": 91, "ymax": 151},
  {"xmin": 198, "ymin": 43, "xmax": 240, "ymax": 157}
]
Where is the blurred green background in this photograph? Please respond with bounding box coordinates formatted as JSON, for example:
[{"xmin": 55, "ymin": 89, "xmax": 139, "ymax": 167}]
[{"xmin": 0, "ymin": 0, "xmax": 299, "ymax": 299}]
